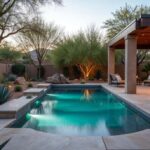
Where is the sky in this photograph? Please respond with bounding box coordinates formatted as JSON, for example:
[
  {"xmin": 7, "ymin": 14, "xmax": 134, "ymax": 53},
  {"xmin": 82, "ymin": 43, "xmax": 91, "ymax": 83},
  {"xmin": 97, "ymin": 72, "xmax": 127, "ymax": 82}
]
[{"xmin": 40, "ymin": 0, "xmax": 150, "ymax": 35}]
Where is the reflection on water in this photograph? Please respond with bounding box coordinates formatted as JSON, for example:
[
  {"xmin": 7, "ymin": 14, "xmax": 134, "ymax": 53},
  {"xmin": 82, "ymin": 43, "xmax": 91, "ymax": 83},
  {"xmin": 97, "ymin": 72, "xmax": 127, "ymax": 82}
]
[
  {"xmin": 81, "ymin": 89, "xmax": 93, "ymax": 101},
  {"xmin": 22, "ymin": 88, "xmax": 150, "ymax": 136}
]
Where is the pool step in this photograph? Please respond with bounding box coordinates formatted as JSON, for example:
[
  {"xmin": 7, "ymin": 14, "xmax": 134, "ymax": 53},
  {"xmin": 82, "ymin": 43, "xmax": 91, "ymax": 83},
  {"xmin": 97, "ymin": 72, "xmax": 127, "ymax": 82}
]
[
  {"xmin": 23, "ymin": 88, "xmax": 46, "ymax": 96},
  {"xmin": 0, "ymin": 96, "xmax": 37, "ymax": 119}
]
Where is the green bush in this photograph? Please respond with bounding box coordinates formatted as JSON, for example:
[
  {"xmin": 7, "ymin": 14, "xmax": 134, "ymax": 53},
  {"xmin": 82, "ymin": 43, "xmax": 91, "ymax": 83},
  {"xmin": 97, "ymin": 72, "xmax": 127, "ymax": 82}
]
[
  {"xmin": 14, "ymin": 85, "xmax": 22, "ymax": 92},
  {"xmin": 88, "ymin": 76, "xmax": 94, "ymax": 81},
  {"xmin": 94, "ymin": 70, "xmax": 101, "ymax": 80},
  {"xmin": 0, "ymin": 74, "xmax": 5, "ymax": 83},
  {"xmin": 80, "ymin": 79, "xmax": 86, "ymax": 84},
  {"xmin": 28, "ymin": 83, "xmax": 33, "ymax": 88},
  {"xmin": 7, "ymin": 74, "xmax": 17, "ymax": 81},
  {"xmin": 26, "ymin": 95, "xmax": 33, "ymax": 99},
  {"xmin": 11, "ymin": 63, "xmax": 25, "ymax": 76},
  {"xmin": 0, "ymin": 86, "xmax": 11, "ymax": 104}
]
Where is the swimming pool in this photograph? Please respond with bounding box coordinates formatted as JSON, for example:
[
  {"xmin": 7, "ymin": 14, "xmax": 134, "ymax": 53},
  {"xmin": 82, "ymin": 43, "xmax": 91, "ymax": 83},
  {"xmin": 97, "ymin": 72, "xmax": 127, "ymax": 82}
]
[{"xmin": 13, "ymin": 85, "xmax": 150, "ymax": 136}]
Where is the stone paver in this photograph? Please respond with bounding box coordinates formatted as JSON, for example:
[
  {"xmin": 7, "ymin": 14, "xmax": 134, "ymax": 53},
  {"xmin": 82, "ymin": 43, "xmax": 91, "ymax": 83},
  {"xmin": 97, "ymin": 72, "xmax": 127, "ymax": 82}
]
[
  {"xmin": 0, "ymin": 128, "xmax": 106, "ymax": 150},
  {"xmin": 0, "ymin": 96, "xmax": 37, "ymax": 119},
  {"xmin": 23, "ymin": 88, "xmax": 46, "ymax": 96},
  {"xmin": 103, "ymin": 129, "xmax": 150, "ymax": 150},
  {"xmin": 64, "ymin": 136, "xmax": 106, "ymax": 150},
  {"xmin": 0, "ymin": 119, "xmax": 15, "ymax": 129}
]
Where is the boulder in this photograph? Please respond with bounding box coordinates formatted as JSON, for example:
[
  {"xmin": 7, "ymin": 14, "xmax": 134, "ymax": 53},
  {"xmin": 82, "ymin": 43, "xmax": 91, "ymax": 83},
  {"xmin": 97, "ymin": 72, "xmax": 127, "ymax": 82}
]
[
  {"xmin": 47, "ymin": 74, "xmax": 70, "ymax": 84},
  {"xmin": 14, "ymin": 77, "xmax": 26, "ymax": 85}
]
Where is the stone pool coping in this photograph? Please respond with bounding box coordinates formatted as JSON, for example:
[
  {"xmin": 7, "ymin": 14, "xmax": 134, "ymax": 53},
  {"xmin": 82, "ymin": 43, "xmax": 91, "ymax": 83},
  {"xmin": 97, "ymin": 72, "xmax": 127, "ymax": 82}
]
[
  {"xmin": 0, "ymin": 83, "xmax": 150, "ymax": 149},
  {"xmin": 23, "ymin": 88, "xmax": 46, "ymax": 96}
]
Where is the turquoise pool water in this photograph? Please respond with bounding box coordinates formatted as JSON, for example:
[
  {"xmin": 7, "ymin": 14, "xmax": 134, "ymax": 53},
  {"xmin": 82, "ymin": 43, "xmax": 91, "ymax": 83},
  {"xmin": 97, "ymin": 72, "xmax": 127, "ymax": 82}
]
[{"xmin": 16, "ymin": 87, "xmax": 150, "ymax": 136}]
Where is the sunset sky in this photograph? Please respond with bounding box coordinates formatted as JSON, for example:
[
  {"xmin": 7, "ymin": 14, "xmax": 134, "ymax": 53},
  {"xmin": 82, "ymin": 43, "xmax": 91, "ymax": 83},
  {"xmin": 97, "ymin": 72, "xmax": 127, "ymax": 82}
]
[{"xmin": 40, "ymin": 0, "xmax": 150, "ymax": 35}]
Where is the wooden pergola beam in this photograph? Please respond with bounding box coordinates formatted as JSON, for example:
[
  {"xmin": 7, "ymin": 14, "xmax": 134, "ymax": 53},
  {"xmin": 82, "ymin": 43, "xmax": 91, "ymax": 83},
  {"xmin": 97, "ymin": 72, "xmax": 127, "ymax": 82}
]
[{"xmin": 108, "ymin": 14, "xmax": 150, "ymax": 49}]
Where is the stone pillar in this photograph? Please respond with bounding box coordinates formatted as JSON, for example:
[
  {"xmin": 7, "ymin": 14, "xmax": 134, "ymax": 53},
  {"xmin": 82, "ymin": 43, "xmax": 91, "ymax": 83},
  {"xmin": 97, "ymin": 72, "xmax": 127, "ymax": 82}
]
[
  {"xmin": 108, "ymin": 47, "xmax": 115, "ymax": 84},
  {"xmin": 125, "ymin": 35, "xmax": 137, "ymax": 94}
]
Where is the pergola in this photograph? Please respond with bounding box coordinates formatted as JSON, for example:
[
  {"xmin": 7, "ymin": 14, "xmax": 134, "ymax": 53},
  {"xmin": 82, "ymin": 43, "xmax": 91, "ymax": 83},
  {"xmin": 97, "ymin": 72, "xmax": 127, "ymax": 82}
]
[{"xmin": 108, "ymin": 14, "xmax": 150, "ymax": 94}]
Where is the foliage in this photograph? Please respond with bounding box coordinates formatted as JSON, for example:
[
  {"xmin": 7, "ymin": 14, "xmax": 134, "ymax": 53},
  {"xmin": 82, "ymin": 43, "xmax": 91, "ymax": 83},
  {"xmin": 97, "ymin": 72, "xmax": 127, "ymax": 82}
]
[
  {"xmin": 50, "ymin": 26, "xmax": 107, "ymax": 79},
  {"xmin": 26, "ymin": 95, "xmax": 33, "ymax": 99},
  {"xmin": 28, "ymin": 83, "xmax": 33, "ymax": 88},
  {"xmin": 103, "ymin": 4, "xmax": 150, "ymax": 39},
  {"xmin": 17, "ymin": 17, "xmax": 61, "ymax": 79},
  {"xmin": 103, "ymin": 4, "xmax": 150, "ymax": 68},
  {"xmin": 0, "ymin": 74, "xmax": 5, "ymax": 83},
  {"xmin": 0, "ymin": 46, "xmax": 22, "ymax": 63},
  {"xmin": 142, "ymin": 63, "xmax": 150, "ymax": 77},
  {"xmin": 94, "ymin": 70, "xmax": 101, "ymax": 80},
  {"xmin": 14, "ymin": 85, "xmax": 22, "ymax": 92},
  {"xmin": 0, "ymin": 86, "xmax": 11, "ymax": 104},
  {"xmin": 11, "ymin": 63, "xmax": 25, "ymax": 76},
  {"xmin": 7, "ymin": 74, "xmax": 17, "ymax": 81},
  {"xmin": 0, "ymin": 0, "xmax": 62, "ymax": 44},
  {"xmin": 80, "ymin": 79, "xmax": 86, "ymax": 84}
]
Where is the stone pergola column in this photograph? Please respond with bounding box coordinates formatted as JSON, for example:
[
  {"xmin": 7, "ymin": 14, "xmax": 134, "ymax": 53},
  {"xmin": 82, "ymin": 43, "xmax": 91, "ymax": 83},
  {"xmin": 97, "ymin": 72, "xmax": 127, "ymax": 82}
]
[
  {"xmin": 108, "ymin": 47, "xmax": 115, "ymax": 84},
  {"xmin": 125, "ymin": 35, "xmax": 137, "ymax": 94}
]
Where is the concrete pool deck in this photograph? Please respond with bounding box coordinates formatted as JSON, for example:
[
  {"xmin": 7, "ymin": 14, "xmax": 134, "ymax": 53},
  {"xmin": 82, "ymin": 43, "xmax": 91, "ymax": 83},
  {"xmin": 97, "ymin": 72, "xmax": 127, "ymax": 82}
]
[
  {"xmin": 0, "ymin": 128, "xmax": 150, "ymax": 150},
  {"xmin": 0, "ymin": 83, "xmax": 150, "ymax": 149}
]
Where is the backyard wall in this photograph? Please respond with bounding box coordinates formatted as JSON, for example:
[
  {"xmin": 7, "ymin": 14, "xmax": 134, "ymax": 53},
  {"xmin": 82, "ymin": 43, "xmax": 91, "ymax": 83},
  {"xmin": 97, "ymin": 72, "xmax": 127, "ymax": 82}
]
[
  {"xmin": 26, "ymin": 64, "xmax": 60, "ymax": 79},
  {"xmin": 0, "ymin": 63, "xmax": 7, "ymax": 75},
  {"xmin": 0, "ymin": 63, "xmax": 147, "ymax": 81},
  {"xmin": 0, "ymin": 63, "xmax": 60, "ymax": 79}
]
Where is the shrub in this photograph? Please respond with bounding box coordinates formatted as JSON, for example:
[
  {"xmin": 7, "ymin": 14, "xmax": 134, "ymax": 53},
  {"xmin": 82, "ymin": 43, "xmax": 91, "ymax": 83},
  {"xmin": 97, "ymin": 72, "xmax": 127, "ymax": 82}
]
[
  {"xmin": 94, "ymin": 70, "xmax": 101, "ymax": 80},
  {"xmin": 88, "ymin": 76, "xmax": 94, "ymax": 81},
  {"xmin": 28, "ymin": 83, "xmax": 33, "ymax": 88},
  {"xmin": 14, "ymin": 85, "xmax": 22, "ymax": 92},
  {"xmin": 7, "ymin": 74, "xmax": 17, "ymax": 81},
  {"xmin": 73, "ymin": 65, "xmax": 81, "ymax": 79},
  {"xmin": 80, "ymin": 79, "xmax": 86, "ymax": 84},
  {"xmin": 26, "ymin": 95, "xmax": 33, "ymax": 99},
  {"xmin": 0, "ymin": 74, "xmax": 5, "ymax": 83},
  {"xmin": 0, "ymin": 86, "xmax": 11, "ymax": 104},
  {"xmin": 11, "ymin": 63, "xmax": 25, "ymax": 76},
  {"xmin": 63, "ymin": 67, "xmax": 69, "ymax": 77}
]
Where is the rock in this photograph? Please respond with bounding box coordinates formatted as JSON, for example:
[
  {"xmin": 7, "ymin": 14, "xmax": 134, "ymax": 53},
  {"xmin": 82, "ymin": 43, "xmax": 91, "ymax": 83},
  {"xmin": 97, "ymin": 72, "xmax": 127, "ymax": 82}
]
[
  {"xmin": 47, "ymin": 74, "xmax": 70, "ymax": 84},
  {"xmin": 14, "ymin": 77, "xmax": 26, "ymax": 85}
]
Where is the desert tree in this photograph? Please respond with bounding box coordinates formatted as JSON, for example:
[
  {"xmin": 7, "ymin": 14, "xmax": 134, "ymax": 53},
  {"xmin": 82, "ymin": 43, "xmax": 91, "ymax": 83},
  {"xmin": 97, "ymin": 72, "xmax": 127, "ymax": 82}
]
[
  {"xmin": 50, "ymin": 26, "xmax": 107, "ymax": 80},
  {"xmin": 0, "ymin": 0, "xmax": 62, "ymax": 44},
  {"xmin": 0, "ymin": 45, "xmax": 22, "ymax": 74},
  {"xmin": 17, "ymin": 17, "xmax": 62, "ymax": 79}
]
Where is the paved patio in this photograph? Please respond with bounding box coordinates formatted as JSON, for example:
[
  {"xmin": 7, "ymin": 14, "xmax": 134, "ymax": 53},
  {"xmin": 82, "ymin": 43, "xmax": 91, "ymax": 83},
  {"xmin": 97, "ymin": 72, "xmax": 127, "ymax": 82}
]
[{"xmin": 0, "ymin": 128, "xmax": 150, "ymax": 150}]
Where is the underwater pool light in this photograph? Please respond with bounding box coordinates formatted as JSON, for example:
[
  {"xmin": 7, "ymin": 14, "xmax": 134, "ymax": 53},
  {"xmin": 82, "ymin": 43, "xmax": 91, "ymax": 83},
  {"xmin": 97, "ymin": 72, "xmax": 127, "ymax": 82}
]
[{"xmin": 26, "ymin": 113, "xmax": 31, "ymax": 120}]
